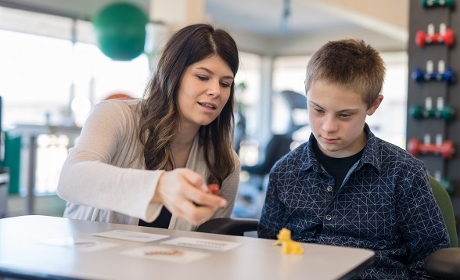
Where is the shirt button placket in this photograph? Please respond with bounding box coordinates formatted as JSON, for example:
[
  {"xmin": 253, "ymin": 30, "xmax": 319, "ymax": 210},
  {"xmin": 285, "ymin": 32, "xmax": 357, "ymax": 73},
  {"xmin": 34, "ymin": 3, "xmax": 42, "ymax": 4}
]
[{"xmin": 325, "ymin": 184, "xmax": 333, "ymax": 223}]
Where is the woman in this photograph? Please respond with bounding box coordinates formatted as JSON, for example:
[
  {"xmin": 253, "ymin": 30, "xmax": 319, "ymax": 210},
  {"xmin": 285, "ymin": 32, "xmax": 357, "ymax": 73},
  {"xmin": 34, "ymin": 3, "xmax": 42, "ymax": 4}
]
[{"xmin": 57, "ymin": 23, "xmax": 241, "ymax": 231}]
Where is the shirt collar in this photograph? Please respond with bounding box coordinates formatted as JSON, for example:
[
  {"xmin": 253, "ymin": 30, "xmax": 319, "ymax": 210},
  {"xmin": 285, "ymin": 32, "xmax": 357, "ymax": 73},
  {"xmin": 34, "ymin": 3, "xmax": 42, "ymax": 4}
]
[
  {"xmin": 358, "ymin": 124, "xmax": 381, "ymax": 172},
  {"xmin": 301, "ymin": 123, "xmax": 381, "ymax": 172}
]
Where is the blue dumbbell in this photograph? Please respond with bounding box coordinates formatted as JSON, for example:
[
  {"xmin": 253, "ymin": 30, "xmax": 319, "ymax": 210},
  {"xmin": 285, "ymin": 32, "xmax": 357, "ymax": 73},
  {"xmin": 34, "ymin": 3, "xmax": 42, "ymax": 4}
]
[{"xmin": 411, "ymin": 67, "xmax": 455, "ymax": 83}]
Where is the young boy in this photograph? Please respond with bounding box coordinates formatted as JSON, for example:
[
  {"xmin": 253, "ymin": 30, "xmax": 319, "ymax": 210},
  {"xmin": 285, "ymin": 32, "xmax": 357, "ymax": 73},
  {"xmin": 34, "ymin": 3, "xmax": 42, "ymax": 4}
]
[{"xmin": 257, "ymin": 39, "xmax": 450, "ymax": 279}]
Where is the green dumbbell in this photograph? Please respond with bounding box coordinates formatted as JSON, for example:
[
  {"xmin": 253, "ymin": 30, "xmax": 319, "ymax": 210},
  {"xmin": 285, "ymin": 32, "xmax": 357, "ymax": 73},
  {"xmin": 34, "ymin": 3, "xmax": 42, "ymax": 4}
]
[
  {"xmin": 410, "ymin": 97, "xmax": 455, "ymax": 121},
  {"xmin": 410, "ymin": 104, "xmax": 425, "ymax": 119},
  {"xmin": 440, "ymin": 104, "xmax": 455, "ymax": 121},
  {"xmin": 434, "ymin": 171, "xmax": 454, "ymax": 195},
  {"xmin": 410, "ymin": 103, "xmax": 455, "ymax": 121},
  {"xmin": 441, "ymin": 177, "xmax": 454, "ymax": 194},
  {"xmin": 421, "ymin": 0, "xmax": 455, "ymax": 8}
]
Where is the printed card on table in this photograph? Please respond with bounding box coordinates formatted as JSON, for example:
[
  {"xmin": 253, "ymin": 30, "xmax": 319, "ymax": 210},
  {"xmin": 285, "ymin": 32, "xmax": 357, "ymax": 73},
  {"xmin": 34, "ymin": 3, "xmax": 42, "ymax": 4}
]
[
  {"xmin": 39, "ymin": 237, "xmax": 119, "ymax": 252},
  {"xmin": 160, "ymin": 237, "xmax": 242, "ymax": 251},
  {"xmin": 92, "ymin": 230, "xmax": 169, "ymax": 243},
  {"xmin": 121, "ymin": 246, "xmax": 209, "ymax": 263}
]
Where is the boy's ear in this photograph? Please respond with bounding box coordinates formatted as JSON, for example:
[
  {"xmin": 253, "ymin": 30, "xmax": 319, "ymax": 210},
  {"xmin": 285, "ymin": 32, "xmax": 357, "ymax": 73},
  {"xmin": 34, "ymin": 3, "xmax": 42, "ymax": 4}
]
[{"xmin": 367, "ymin": 95, "xmax": 384, "ymax": 116}]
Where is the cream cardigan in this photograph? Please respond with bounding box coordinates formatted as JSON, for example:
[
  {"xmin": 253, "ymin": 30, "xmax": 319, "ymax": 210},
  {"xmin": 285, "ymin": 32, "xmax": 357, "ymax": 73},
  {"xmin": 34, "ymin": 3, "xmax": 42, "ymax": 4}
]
[{"xmin": 57, "ymin": 99, "xmax": 240, "ymax": 231}]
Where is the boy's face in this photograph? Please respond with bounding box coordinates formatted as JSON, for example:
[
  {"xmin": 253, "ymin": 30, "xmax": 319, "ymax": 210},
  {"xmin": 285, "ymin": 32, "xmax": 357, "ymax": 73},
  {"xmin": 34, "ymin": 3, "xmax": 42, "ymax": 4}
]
[{"xmin": 306, "ymin": 80, "xmax": 383, "ymax": 158}]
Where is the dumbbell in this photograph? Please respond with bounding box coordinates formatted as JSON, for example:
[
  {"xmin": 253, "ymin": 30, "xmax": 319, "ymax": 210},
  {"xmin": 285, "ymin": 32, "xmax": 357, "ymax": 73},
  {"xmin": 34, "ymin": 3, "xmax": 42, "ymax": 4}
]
[
  {"xmin": 441, "ymin": 178, "xmax": 454, "ymax": 194},
  {"xmin": 415, "ymin": 23, "xmax": 455, "ymax": 47},
  {"xmin": 408, "ymin": 138, "xmax": 454, "ymax": 159},
  {"xmin": 411, "ymin": 67, "xmax": 455, "ymax": 83},
  {"xmin": 434, "ymin": 171, "xmax": 454, "ymax": 194},
  {"xmin": 411, "ymin": 60, "xmax": 455, "ymax": 84},
  {"xmin": 421, "ymin": 0, "xmax": 455, "ymax": 8},
  {"xmin": 410, "ymin": 97, "xmax": 455, "ymax": 121},
  {"xmin": 410, "ymin": 104, "xmax": 455, "ymax": 121}
]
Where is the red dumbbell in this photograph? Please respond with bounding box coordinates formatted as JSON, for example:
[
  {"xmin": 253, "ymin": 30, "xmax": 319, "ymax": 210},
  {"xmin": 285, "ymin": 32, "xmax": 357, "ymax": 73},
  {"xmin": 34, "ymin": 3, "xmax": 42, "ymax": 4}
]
[
  {"xmin": 408, "ymin": 138, "xmax": 455, "ymax": 159},
  {"xmin": 415, "ymin": 23, "xmax": 455, "ymax": 47}
]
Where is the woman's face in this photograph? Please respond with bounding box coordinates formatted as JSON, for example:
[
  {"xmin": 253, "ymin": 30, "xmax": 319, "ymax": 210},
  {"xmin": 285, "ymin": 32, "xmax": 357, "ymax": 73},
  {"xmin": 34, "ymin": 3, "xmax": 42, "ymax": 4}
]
[{"xmin": 176, "ymin": 55, "xmax": 234, "ymax": 131}]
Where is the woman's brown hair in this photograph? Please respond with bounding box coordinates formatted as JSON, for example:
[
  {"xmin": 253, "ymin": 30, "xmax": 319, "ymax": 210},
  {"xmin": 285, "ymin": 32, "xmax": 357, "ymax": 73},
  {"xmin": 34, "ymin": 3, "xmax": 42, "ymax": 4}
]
[{"xmin": 139, "ymin": 23, "xmax": 239, "ymax": 185}]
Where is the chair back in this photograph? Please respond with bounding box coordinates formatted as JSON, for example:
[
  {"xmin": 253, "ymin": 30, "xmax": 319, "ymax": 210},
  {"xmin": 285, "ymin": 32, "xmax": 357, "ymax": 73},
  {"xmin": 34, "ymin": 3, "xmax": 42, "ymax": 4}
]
[
  {"xmin": 429, "ymin": 175, "xmax": 458, "ymax": 247},
  {"xmin": 196, "ymin": 218, "xmax": 258, "ymax": 236}
]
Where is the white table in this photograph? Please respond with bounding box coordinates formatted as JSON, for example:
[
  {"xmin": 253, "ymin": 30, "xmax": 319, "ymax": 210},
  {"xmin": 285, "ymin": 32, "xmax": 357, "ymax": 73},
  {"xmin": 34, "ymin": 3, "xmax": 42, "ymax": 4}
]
[{"xmin": 0, "ymin": 215, "xmax": 374, "ymax": 280}]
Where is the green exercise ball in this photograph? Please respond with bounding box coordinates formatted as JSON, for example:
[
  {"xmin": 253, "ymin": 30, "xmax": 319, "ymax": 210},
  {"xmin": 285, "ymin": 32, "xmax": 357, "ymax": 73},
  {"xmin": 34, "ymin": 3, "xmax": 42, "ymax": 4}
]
[{"xmin": 93, "ymin": 2, "xmax": 149, "ymax": 61}]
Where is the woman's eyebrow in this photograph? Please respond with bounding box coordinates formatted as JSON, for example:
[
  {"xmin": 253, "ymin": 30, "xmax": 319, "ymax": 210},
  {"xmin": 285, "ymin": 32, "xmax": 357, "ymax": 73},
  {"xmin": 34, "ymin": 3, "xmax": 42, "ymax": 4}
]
[{"xmin": 196, "ymin": 67, "xmax": 234, "ymax": 80}]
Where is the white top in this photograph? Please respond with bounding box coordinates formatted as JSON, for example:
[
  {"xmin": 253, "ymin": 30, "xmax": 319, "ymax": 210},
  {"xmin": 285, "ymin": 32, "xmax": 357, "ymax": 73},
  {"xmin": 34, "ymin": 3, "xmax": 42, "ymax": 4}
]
[{"xmin": 57, "ymin": 99, "xmax": 241, "ymax": 231}]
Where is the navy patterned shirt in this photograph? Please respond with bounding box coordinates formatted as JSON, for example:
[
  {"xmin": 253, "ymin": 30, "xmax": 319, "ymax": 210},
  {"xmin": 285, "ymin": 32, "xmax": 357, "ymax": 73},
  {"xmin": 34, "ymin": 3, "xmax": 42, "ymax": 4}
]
[{"xmin": 258, "ymin": 125, "xmax": 450, "ymax": 279}]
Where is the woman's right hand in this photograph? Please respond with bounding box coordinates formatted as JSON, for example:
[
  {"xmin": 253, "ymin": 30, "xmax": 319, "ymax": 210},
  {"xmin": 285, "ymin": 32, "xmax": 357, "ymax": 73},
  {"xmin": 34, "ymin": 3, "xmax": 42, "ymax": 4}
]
[{"xmin": 152, "ymin": 168, "xmax": 227, "ymax": 226}]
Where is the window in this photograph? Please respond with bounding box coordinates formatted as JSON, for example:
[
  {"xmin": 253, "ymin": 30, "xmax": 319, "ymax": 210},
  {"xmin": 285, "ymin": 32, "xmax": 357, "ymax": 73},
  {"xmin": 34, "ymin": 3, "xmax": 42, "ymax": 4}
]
[
  {"xmin": 0, "ymin": 7, "xmax": 150, "ymax": 194},
  {"xmin": 234, "ymin": 52, "xmax": 261, "ymax": 166}
]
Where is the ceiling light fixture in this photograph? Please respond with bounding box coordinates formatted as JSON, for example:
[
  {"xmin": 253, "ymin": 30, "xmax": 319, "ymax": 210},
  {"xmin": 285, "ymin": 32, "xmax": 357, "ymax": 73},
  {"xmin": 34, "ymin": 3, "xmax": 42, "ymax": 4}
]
[{"xmin": 280, "ymin": 0, "xmax": 291, "ymax": 30}]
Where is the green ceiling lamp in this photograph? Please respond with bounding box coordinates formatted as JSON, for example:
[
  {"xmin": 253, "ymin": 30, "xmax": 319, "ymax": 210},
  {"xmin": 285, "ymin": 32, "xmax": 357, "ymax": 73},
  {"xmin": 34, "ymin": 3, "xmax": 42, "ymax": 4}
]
[{"xmin": 93, "ymin": 2, "xmax": 149, "ymax": 61}]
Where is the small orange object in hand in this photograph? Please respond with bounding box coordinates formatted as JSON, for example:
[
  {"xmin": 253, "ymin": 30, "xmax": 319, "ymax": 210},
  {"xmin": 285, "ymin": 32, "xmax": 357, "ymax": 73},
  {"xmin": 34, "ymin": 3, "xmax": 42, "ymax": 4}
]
[
  {"xmin": 194, "ymin": 184, "xmax": 222, "ymax": 207},
  {"xmin": 208, "ymin": 184, "xmax": 221, "ymax": 196}
]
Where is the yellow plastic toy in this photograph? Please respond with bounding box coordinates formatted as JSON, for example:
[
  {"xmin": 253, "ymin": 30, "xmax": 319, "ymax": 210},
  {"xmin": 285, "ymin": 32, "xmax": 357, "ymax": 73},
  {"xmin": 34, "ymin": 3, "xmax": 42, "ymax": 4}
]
[{"xmin": 274, "ymin": 228, "xmax": 304, "ymax": 255}]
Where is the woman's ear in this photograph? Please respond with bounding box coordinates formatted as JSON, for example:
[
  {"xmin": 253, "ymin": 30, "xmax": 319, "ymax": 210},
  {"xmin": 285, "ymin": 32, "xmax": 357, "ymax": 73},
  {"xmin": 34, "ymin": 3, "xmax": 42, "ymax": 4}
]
[{"xmin": 367, "ymin": 95, "xmax": 384, "ymax": 116}]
